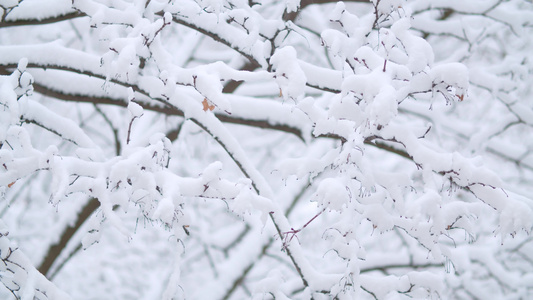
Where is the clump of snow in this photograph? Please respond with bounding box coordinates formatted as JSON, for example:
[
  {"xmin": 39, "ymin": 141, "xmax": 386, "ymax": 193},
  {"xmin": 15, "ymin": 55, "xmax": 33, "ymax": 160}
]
[
  {"xmin": 343, "ymin": 68, "xmax": 391, "ymax": 100},
  {"xmin": 499, "ymin": 201, "xmax": 533, "ymax": 238},
  {"xmin": 192, "ymin": 66, "xmax": 233, "ymax": 112},
  {"xmin": 127, "ymin": 101, "xmax": 143, "ymax": 118},
  {"xmin": 391, "ymin": 18, "xmax": 435, "ymax": 73},
  {"xmin": 153, "ymin": 198, "xmax": 175, "ymax": 225},
  {"xmin": 17, "ymin": 57, "xmax": 28, "ymax": 70},
  {"xmin": 285, "ymin": 0, "xmax": 300, "ymax": 13},
  {"xmin": 163, "ymin": 11, "xmax": 172, "ymax": 23},
  {"xmin": 369, "ymin": 85, "xmax": 398, "ymax": 126},
  {"xmin": 430, "ymin": 62, "xmax": 469, "ymax": 96},
  {"xmin": 230, "ymin": 184, "xmax": 255, "ymax": 216},
  {"xmin": 201, "ymin": 161, "xmax": 223, "ymax": 183},
  {"xmin": 270, "ymin": 46, "xmax": 307, "ymax": 101},
  {"xmin": 329, "ymin": 2, "xmax": 345, "ymax": 21},
  {"xmin": 363, "ymin": 204, "xmax": 395, "ymax": 232},
  {"xmin": 406, "ymin": 190, "xmax": 441, "ymax": 219},
  {"xmin": 313, "ymin": 178, "xmax": 350, "ymax": 211}
]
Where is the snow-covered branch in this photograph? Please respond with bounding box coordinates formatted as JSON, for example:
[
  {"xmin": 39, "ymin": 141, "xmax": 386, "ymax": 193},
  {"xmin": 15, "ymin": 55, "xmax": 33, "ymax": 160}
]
[{"xmin": 1, "ymin": 0, "xmax": 532, "ymax": 299}]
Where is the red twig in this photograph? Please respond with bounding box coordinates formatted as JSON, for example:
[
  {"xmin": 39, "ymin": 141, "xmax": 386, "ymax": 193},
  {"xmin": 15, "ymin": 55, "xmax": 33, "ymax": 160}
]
[{"xmin": 281, "ymin": 207, "xmax": 326, "ymax": 248}]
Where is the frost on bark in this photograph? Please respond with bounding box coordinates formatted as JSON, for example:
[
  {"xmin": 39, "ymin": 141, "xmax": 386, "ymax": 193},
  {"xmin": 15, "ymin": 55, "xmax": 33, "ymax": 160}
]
[{"xmin": 0, "ymin": 0, "xmax": 532, "ymax": 299}]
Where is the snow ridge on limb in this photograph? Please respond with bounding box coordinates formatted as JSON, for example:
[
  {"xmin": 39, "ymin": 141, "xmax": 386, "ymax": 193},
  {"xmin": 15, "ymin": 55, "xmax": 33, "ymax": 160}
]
[{"xmin": 0, "ymin": 220, "xmax": 71, "ymax": 300}]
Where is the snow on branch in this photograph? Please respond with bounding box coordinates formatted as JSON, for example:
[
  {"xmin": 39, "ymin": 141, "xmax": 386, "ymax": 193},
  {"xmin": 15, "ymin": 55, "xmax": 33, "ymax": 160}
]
[
  {"xmin": 1, "ymin": 0, "xmax": 533, "ymax": 299},
  {"xmin": 0, "ymin": 221, "xmax": 71, "ymax": 300}
]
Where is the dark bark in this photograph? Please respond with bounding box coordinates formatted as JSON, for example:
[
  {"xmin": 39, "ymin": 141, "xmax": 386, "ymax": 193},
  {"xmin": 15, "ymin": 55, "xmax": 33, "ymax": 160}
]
[{"xmin": 38, "ymin": 197, "xmax": 100, "ymax": 277}]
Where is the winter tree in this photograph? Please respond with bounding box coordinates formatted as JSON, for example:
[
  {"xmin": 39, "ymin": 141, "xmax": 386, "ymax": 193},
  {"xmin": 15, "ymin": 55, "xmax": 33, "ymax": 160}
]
[{"xmin": 0, "ymin": 0, "xmax": 532, "ymax": 299}]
